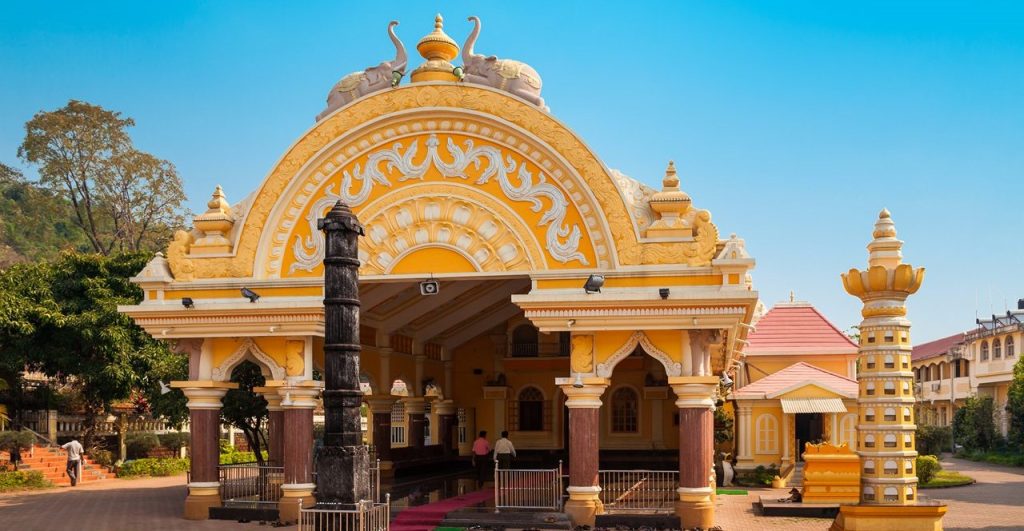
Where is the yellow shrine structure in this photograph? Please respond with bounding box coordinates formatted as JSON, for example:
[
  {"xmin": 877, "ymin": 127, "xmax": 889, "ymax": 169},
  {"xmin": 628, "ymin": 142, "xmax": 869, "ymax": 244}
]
[{"xmin": 120, "ymin": 15, "xmax": 758, "ymax": 528}]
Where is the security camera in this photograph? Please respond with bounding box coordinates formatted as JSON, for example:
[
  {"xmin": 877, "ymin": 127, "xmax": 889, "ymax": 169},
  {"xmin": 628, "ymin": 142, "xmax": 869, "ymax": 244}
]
[{"xmin": 419, "ymin": 280, "xmax": 440, "ymax": 296}]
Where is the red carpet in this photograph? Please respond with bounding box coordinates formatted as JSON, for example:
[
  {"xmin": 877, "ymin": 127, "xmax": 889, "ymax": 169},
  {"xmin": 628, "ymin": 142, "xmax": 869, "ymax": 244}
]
[{"xmin": 390, "ymin": 488, "xmax": 494, "ymax": 531}]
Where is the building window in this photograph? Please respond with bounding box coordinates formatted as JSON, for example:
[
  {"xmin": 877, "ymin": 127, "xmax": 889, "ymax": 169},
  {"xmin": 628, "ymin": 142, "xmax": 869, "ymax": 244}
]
[
  {"xmin": 884, "ymin": 434, "xmax": 897, "ymax": 448},
  {"xmin": 1006, "ymin": 336, "xmax": 1015, "ymax": 358},
  {"xmin": 994, "ymin": 338, "xmax": 1002, "ymax": 359},
  {"xmin": 511, "ymin": 324, "xmax": 539, "ymax": 357},
  {"xmin": 390, "ymin": 401, "xmax": 407, "ymax": 446},
  {"xmin": 914, "ymin": 368, "xmax": 920, "ymax": 382},
  {"xmin": 863, "ymin": 486, "xmax": 875, "ymax": 501},
  {"xmin": 884, "ymin": 354, "xmax": 895, "ymax": 369},
  {"xmin": 906, "ymin": 486, "xmax": 915, "ymax": 501},
  {"xmin": 902, "ymin": 355, "xmax": 909, "ymax": 369},
  {"xmin": 905, "ymin": 460, "xmax": 914, "ymax": 473},
  {"xmin": 903, "ymin": 407, "xmax": 912, "ymax": 422},
  {"xmin": 864, "ymin": 460, "xmax": 875, "ymax": 473},
  {"xmin": 884, "ymin": 460, "xmax": 898, "ymax": 474},
  {"xmin": 755, "ymin": 414, "xmax": 778, "ymax": 454},
  {"xmin": 865, "ymin": 408, "xmax": 875, "ymax": 422},
  {"xmin": 904, "ymin": 433, "xmax": 913, "ymax": 448},
  {"xmin": 981, "ymin": 341, "xmax": 989, "ymax": 361},
  {"xmin": 864, "ymin": 434, "xmax": 875, "ymax": 448},
  {"xmin": 866, "ymin": 356, "xmax": 876, "ymax": 369},
  {"xmin": 866, "ymin": 382, "xmax": 876, "ymax": 395},
  {"xmin": 902, "ymin": 381, "xmax": 911, "ymax": 395},
  {"xmin": 841, "ymin": 414, "xmax": 857, "ymax": 446},
  {"xmin": 559, "ymin": 331, "xmax": 571, "ymax": 357},
  {"xmin": 884, "ymin": 381, "xmax": 896, "ymax": 395},
  {"xmin": 884, "ymin": 487, "xmax": 898, "ymax": 502},
  {"xmin": 512, "ymin": 386, "xmax": 547, "ymax": 431},
  {"xmin": 884, "ymin": 408, "xmax": 897, "ymax": 422},
  {"xmin": 884, "ymin": 331, "xmax": 894, "ymax": 343},
  {"xmin": 611, "ymin": 387, "xmax": 639, "ymax": 433}
]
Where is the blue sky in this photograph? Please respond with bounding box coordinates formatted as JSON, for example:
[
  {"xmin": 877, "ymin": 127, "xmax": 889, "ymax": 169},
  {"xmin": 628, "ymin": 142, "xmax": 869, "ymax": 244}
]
[{"xmin": 1, "ymin": 1, "xmax": 1021, "ymax": 342}]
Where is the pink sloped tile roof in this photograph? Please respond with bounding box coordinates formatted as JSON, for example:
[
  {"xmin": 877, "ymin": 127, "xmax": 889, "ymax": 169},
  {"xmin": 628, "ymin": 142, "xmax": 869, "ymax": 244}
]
[
  {"xmin": 746, "ymin": 302, "xmax": 858, "ymax": 355},
  {"xmin": 732, "ymin": 361, "xmax": 859, "ymax": 399},
  {"xmin": 911, "ymin": 332, "xmax": 965, "ymax": 362}
]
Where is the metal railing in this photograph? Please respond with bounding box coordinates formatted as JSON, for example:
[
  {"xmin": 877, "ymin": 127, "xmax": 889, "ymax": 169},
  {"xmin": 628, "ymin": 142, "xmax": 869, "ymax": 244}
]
[
  {"xmin": 494, "ymin": 460, "xmax": 563, "ymax": 512},
  {"xmin": 298, "ymin": 495, "xmax": 390, "ymax": 531},
  {"xmin": 218, "ymin": 463, "xmax": 284, "ymax": 506},
  {"xmin": 598, "ymin": 469, "xmax": 678, "ymax": 513}
]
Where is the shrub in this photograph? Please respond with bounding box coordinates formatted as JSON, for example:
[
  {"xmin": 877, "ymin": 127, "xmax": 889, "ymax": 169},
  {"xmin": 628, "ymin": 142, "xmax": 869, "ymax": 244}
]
[
  {"xmin": 219, "ymin": 439, "xmax": 234, "ymax": 454},
  {"xmin": 117, "ymin": 457, "xmax": 190, "ymax": 478},
  {"xmin": 916, "ymin": 455, "xmax": 941, "ymax": 483},
  {"xmin": 916, "ymin": 425, "xmax": 952, "ymax": 455},
  {"xmin": 219, "ymin": 450, "xmax": 269, "ymax": 465},
  {"xmin": 125, "ymin": 432, "xmax": 160, "ymax": 459},
  {"xmin": 90, "ymin": 449, "xmax": 114, "ymax": 468},
  {"xmin": 158, "ymin": 432, "xmax": 189, "ymax": 450},
  {"xmin": 953, "ymin": 396, "xmax": 998, "ymax": 451},
  {"xmin": 0, "ymin": 470, "xmax": 53, "ymax": 492},
  {"xmin": 0, "ymin": 430, "xmax": 36, "ymax": 452}
]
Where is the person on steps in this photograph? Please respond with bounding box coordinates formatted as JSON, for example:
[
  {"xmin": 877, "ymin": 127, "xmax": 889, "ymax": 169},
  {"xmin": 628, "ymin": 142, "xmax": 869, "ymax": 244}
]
[{"xmin": 61, "ymin": 439, "xmax": 84, "ymax": 486}]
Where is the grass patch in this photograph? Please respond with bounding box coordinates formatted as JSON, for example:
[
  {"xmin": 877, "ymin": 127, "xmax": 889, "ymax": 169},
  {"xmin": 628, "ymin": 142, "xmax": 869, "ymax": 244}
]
[
  {"xmin": 959, "ymin": 450, "xmax": 1024, "ymax": 467},
  {"xmin": 920, "ymin": 470, "xmax": 975, "ymax": 488},
  {"xmin": 717, "ymin": 488, "xmax": 749, "ymax": 495},
  {"xmin": 0, "ymin": 470, "xmax": 54, "ymax": 492}
]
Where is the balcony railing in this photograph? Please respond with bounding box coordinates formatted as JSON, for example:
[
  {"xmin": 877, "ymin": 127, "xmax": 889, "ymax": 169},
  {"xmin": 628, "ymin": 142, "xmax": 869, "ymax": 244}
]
[{"xmin": 598, "ymin": 469, "xmax": 679, "ymax": 513}]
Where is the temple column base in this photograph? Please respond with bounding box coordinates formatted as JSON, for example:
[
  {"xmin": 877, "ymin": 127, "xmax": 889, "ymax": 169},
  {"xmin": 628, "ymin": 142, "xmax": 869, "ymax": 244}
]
[
  {"xmin": 564, "ymin": 486, "xmax": 603, "ymax": 527},
  {"xmin": 831, "ymin": 504, "xmax": 947, "ymax": 531},
  {"xmin": 183, "ymin": 483, "xmax": 221, "ymax": 520},
  {"xmin": 675, "ymin": 486, "xmax": 714, "ymax": 530},
  {"xmin": 278, "ymin": 483, "xmax": 316, "ymax": 524}
]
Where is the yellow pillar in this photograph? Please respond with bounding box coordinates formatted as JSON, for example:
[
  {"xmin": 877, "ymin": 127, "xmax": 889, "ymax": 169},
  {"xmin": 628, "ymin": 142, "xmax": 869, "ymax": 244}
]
[{"xmin": 833, "ymin": 210, "xmax": 946, "ymax": 530}]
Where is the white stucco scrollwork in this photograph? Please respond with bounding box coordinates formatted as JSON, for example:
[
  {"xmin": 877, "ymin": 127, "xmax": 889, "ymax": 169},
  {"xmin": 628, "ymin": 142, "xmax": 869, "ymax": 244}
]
[
  {"xmin": 212, "ymin": 339, "xmax": 286, "ymax": 382},
  {"xmin": 289, "ymin": 133, "xmax": 587, "ymax": 273},
  {"xmin": 596, "ymin": 331, "xmax": 682, "ymax": 378}
]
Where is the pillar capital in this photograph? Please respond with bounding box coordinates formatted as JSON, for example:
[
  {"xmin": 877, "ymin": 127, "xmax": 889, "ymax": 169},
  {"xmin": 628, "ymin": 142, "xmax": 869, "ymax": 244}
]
[
  {"xmin": 277, "ymin": 380, "xmax": 323, "ymax": 409},
  {"xmin": 669, "ymin": 376, "xmax": 719, "ymax": 409},
  {"xmin": 173, "ymin": 381, "xmax": 237, "ymax": 410},
  {"xmin": 557, "ymin": 377, "xmax": 609, "ymax": 408},
  {"xmin": 404, "ymin": 396, "xmax": 427, "ymax": 415},
  {"xmin": 254, "ymin": 385, "xmax": 284, "ymax": 411},
  {"xmin": 364, "ymin": 395, "xmax": 397, "ymax": 414},
  {"xmin": 434, "ymin": 399, "xmax": 457, "ymax": 416}
]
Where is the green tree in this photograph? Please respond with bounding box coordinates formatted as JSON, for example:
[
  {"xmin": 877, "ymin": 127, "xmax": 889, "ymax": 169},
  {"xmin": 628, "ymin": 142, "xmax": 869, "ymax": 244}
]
[
  {"xmin": 17, "ymin": 100, "xmax": 187, "ymax": 255},
  {"xmin": 0, "ymin": 162, "xmax": 89, "ymax": 267},
  {"xmin": 1007, "ymin": 356, "xmax": 1024, "ymax": 450},
  {"xmin": 953, "ymin": 395, "xmax": 998, "ymax": 451},
  {"xmin": 221, "ymin": 361, "xmax": 269, "ymax": 467},
  {"xmin": 0, "ymin": 251, "xmax": 174, "ymax": 449}
]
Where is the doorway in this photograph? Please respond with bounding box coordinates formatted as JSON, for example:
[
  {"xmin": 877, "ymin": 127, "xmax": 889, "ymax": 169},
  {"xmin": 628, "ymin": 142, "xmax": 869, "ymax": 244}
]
[{"xmin": 794, "ymin": 413, "xmax": 824, "ymax": 460}]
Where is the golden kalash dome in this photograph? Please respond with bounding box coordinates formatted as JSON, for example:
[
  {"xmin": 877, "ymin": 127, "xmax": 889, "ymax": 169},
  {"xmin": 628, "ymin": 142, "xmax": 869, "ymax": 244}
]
[
  {"xmin": 410, "ymin": 14, "xmax": 461, "ymax": 82},
  {"xmin": 645, "ymin": 161, "xmax": 694, "ymax": 237}
]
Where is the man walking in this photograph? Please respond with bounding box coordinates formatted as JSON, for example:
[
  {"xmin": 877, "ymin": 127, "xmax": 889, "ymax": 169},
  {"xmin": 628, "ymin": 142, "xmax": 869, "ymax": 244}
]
[
  {"xmin": 61, "ymin": 439, "xmax": 84, "ymax": 486},
  {"xmin": 471, "ymin": 430, "xmax": 491, "ymax": 487},
  {"xmin": 494, "ymin": 431, "xmax": 516, "ymax": 469}
]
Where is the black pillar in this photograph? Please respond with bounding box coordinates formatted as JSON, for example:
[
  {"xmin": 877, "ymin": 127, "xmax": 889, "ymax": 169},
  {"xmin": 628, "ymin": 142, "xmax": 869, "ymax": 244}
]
[{"xmin": 316, "ymin": 201, "xmax": 369, "ymax": 505}]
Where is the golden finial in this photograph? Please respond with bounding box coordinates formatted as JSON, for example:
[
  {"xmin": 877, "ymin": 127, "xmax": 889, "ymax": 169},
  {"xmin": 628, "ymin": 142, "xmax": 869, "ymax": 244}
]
[
  {"xmin": 411, "ymin": 13, "xmax": 460, "ymax": 82},
  {"xmin": 662, "ymin": 161, "xmax": 680, "ymax": 191},
  {"xmin": 206, "ymin": 185, "xmax": 230, "ymax": 213}
]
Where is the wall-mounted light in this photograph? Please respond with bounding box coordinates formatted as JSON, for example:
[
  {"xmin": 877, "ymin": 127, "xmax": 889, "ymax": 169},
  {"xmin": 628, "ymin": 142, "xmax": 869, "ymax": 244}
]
[
  {"xmin": 181, "ymin": 297, "xmax": 194, "ymax": 309},
  {"xmin": 241, "ymin": 287, "xmax": 260, "ymax": 303},
  {"xmin": 583, "ymin": 274, "xmax": 604, "ymax": 294},
  {"xmin": 572, "ymin": 372, "xmax": 585, "ymax": 389},
  {"xmin": 720, "ymin": 373, "xmax": 734, "ymax": 388}
]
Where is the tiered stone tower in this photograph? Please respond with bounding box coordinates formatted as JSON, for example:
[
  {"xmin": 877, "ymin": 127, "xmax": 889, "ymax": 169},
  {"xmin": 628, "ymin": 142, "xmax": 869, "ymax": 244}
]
[{"xmin": 833, "ymin": 209, "xmax": 946, "ymax": 530}]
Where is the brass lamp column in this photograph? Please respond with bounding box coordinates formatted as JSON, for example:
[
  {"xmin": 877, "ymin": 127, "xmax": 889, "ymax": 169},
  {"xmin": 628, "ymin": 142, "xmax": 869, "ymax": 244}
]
[{"xmin": 833, "ymin": 209, "xmax": 946, "ymax": 530}]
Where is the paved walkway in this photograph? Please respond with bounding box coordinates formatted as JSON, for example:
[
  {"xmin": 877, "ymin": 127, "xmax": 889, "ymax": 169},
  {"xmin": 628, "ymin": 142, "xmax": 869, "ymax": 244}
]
[
  {"xmin": 0, "ymin": 474, "xmax": 296, "ymax": 531},
  {"xmin": 714, "ymin": 455, "xmax": 1024, "ymax": 531},
  {"xmin": 1, "ymin": 457, "xmax": 1020, "ymax": 530}
]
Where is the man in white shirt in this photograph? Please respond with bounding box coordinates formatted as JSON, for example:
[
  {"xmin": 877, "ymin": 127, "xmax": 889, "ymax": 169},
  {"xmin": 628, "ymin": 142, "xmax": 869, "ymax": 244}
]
[
  {"xmin": 61, "ymin": 439, "xmax": 84, "ymax": 486},
  {"xmin": 494, "ymin": 431, "xmax": 516, "ymax": 470}
]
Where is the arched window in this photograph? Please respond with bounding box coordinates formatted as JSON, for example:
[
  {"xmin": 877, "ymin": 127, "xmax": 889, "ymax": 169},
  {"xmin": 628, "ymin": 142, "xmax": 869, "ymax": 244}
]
[
  {"xmin": 903, "ymin": 407, "xmax": 912, "ymax": 422},
  {"xmin": 863, "ymin": 486, "xmax": 875, "ymax": 501},
  {"xmin": 902, "ymin": 381, "xmax": 911, "ymax": 395},
  {"xmin": 994, "ymin": 338, "xmax": 1002, "ymax": 359},
  {"xmin": 514, "ymin": 386, "xmax": 546, "ymax": 431},
  {"xmin": 866, "ymin": 382, "xmax": 876, "ymax": 395},
  {"xmin": 884, "ymin": 460, "xmax": 898, "ymax": 474},
  {"xmin": 906, "ymin": 486, "xmax": 915, "ymax": 500},
  {"xmin": 864, "ymin": 434, "xmax": 876, "ymax": 448},
  {"xmin": 610, "ymin": 387, "xmax": 639, "ymax": 433},
  {"xmin": 866, "ymin": 356, "xmax": 876, "ymax": 369},
  {"xmin": 511, "ymin": 324, "xmax": 539, "ymax": 357},
  {"xmin": 864, "ymin": 460, "xmax": 875, "ymax": 473},
  {"xmin": 902, "ymin": 355, "xmax": 910, "ymax": 369},
  {"xmin": 865, "ymin": 408, "xmax": 876, "ymax": 422},
  {"xmin": 905, "ymin": 460, "xmax": 914, "ymax": 473},
  {"xmin": 981, "ymin": 341, "xmax": 989, "ymax": 361},
  {"xmin": 756, "ymin": 414, "xmax": 778, "ymax": 454},
  {"xmin": 884, "ymin": 354, "xmax": 895, "ymax": 369},
  {"xmin": 904, "ymin": 433, "xmax": 913, "ymax": 448},
  {"xmin": 884, "ymin": 434, "xmax": 897, "ymax": 448},
  {"xmin": 884, "ymin": 487, "xmax": 898, "ymax": 502},
  {"xmin": 1007, "ymin": 336, "xmax": 1016, "ymax": 358},
  {"xmin": 841, "ymin": 414, "xmax": 857, "ymax": 447},
  {"xmin": 884, "ymin": 381, "xmax": 896, "ymax": 395},
  {"xmin": 884, "ymin": 408, "xmax": 897, "ymax": 422}
]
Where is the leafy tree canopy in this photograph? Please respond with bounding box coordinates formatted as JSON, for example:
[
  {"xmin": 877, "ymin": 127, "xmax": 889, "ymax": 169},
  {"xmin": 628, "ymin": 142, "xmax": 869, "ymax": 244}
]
[
  {"xmin": 1007, "ymin": 356, "xmax": 1024, "ymax": 450},
  {"xmin": 0, "ymin": 162, "xmax": 89, "ymax": 267}
]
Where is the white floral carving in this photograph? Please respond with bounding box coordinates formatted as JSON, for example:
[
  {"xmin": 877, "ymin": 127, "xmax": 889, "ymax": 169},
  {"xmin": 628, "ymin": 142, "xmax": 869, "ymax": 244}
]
[
  {"xmin": 595, "ymin": 331, "xmax": 682, "ymax": 378},
  {"xmin": 212, "ymin": 339, "xmax": 286, "ymax": 382},
  {"xmin": 290, "ymin": 134, "xmax": 587, "ymax": 273}
]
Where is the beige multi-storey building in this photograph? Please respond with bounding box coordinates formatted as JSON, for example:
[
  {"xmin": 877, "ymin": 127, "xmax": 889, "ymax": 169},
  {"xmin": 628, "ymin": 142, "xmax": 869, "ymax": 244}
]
[{"xmin": 912, "ymin": 304, "xmax": 1023, "ymax": 435}]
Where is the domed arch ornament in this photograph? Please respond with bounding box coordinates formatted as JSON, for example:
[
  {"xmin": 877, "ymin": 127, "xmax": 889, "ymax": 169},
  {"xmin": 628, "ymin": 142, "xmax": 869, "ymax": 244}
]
[
  {"xmin": 596, "ymin": 330, "xmax": 682, "ymax": 378},
  {"xmin": 212, "ymin": 338, "xmax": 286, "ymax": 382}
]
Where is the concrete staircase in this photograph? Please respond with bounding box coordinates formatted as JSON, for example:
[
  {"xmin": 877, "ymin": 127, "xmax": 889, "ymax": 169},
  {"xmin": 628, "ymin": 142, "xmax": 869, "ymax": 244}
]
[
  {"xmin": 789, "ymin": 462, "xmax": 804, "ymax": 488},
  {"xmin": 16, "ymin": 445, "xmax": 110, "ymax": 486}
]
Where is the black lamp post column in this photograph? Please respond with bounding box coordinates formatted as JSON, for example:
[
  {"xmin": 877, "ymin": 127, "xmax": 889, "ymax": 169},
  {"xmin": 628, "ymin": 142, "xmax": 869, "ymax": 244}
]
[{"xmin": 316, "ymin": 201, "xmax": 369, "ymax": 505}]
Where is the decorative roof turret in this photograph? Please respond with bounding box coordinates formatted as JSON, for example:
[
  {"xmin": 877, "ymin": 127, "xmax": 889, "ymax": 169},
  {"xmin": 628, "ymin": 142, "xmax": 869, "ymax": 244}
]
[
  {"xmin": 410, "ymin": 14, "xmax": 460, "ymax": 82},
  {"xmin": 841, "ymin": 209, "xmax": 925, "ymax": 313},
  {"xmin": 190, "ymin": 185, "xmax": 236, "ymax": 255},
  {"xmin": 645, "ymin": 161, "xmax": 694, "ymax": 238}
]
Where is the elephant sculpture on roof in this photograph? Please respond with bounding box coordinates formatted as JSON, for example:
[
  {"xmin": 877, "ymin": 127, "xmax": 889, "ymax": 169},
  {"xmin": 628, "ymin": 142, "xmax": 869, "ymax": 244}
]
[
  {"xmin": 460, "ymin": 16, "xmax": 546, "ymax": 110},
  {"xmin": 316, "ymin": 21, "xmax": 408, "ymax": 121}
]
